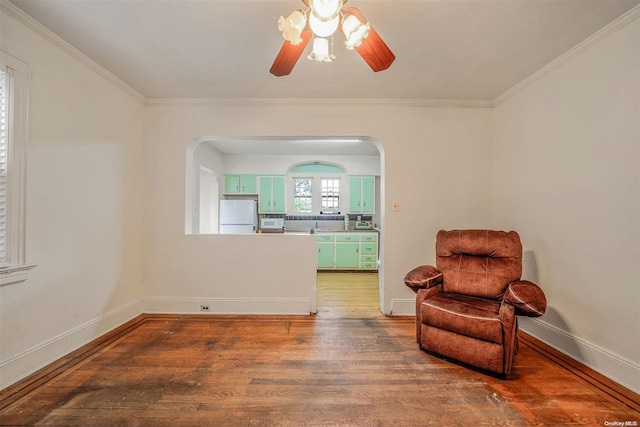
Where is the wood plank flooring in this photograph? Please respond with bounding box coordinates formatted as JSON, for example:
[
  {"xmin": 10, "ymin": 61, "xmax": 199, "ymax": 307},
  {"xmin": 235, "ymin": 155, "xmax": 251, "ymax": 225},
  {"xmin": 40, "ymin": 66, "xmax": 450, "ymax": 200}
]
[
  {"xmin": 316, "ymin": 272, "xmax": 381, "ymax": 318},
  {"xmin": 1, "ymin": 272, "xmax": 638, "ymax": 426}
]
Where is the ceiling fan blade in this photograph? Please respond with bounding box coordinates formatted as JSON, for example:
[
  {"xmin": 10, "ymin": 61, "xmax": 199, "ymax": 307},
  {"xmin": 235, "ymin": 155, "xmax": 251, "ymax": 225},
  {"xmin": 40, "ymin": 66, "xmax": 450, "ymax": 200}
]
[
  {"xmin": 270, "ymin": 30, "xmax": 313, "ymax": 77},
  {"xmin": 342, "ymin": 7, "xmax": 395, "ymax": 72}
]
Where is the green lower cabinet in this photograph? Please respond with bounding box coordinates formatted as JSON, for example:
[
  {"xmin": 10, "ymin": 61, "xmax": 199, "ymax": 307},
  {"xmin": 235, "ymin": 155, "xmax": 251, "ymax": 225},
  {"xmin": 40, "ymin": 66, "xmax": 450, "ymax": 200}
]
[
  {"xmin": 335, "ymin": 243, "xmax": 359, "ymax": 268},
  {"xmin": 317, "ymin": 243, "xmax": 335, "ymax": 268},
  {"xmin": 359, "ymin": 234, "xmax": 378, "ymax": 270},
  {"xmin": 316, "ymin": 233, "xmax": 378, "ymax": 270},
  {"xmin": 360, "ymin": 254, "xmax": 378, "ymax": 270},
  {"xmin": 360, "ymin": 243, "xmax": 377, "ymax": 256}
]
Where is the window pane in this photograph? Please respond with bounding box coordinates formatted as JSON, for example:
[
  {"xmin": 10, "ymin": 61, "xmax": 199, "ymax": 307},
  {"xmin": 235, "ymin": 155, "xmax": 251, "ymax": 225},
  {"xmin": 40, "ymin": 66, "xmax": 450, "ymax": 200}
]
[
  {"xmin": 321, "ymin": 178, "xmax": 339, "ymax": 211},
  {"xmin": 293, "ymin": 179, "xmax": 312, "ymax": 213}
]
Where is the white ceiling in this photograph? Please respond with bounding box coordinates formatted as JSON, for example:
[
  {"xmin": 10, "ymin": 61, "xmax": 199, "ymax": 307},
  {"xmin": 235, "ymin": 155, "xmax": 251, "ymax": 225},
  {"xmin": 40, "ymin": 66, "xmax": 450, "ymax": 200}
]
[
  {"xmin": 8, "ymin": 0, "xmax": 640, "ymax": 102},
  {"xmin": 200, "ymin": 136, "xmax": 381, "ymax": 155}
]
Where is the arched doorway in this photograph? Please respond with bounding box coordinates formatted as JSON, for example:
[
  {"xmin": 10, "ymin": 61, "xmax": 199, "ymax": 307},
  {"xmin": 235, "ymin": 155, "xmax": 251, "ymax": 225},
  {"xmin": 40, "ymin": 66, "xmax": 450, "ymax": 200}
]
[{"xmin": 185, "ymin": 135, "xmax": 386, "ymax": 314}]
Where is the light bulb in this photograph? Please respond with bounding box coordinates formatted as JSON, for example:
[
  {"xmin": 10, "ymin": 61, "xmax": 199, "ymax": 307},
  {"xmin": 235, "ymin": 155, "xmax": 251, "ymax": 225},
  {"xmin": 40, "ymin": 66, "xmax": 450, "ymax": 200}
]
[
  {"xmin": 309, "ymin": 13, "xmax": 339, "ymax": 38},
  {"xmin": 309, "ymin": 0, "xmax": 343, "ymax": 21},
  {"xmin": 308, "ymin": 38, "xmax": 333, "ymax": 62},
  {"xmin": 342, "ymin": 13, "xmax": 370, "ymax": 49},
  {"xmin": 278, "ymin": 10, "xmax": 307, "ymax": 45}
]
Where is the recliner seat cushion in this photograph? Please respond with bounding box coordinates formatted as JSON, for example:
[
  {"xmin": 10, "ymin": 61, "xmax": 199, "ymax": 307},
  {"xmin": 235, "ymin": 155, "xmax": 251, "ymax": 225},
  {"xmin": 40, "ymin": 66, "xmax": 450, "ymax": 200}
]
[{"xmin": 420, "ymin": 292, "xmax": 504, "ymax": 344}]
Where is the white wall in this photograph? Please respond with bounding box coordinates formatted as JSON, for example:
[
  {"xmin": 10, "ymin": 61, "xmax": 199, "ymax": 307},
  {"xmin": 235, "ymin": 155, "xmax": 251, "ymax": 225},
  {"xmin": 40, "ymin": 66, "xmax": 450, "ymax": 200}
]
[
  {"xmin": 145, "ymin": 102, "xmax": 493, "ymax": 317},
  {"xmin": 493, "ymin": 17, "xmax": 640, "ymax": 391},
  {"xmin": 0, "ymin": 8, "xmax": 146, "ymax": 388}
]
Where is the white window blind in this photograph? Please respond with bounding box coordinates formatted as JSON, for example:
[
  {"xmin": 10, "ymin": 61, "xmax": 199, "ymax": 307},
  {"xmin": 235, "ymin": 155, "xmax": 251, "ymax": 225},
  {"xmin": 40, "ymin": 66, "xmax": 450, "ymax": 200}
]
[
  {"xmin": 0, "ymin": 51, "xmax": 34, "ymax": 285},
  {"xmin": 0, "ymin": 71, "xmax": 8, "ymax": 266}
]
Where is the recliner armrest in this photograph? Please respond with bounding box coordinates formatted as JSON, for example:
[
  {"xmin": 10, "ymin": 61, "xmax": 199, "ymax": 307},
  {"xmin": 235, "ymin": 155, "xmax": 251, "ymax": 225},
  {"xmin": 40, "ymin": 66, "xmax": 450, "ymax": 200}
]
[
  {"xmin": 404, "ymin": 265, "xmax": 443, "ymax": 293},
  {"xmin": 503, "ymin": 280, "xmax": 547, "ymax": 317}
]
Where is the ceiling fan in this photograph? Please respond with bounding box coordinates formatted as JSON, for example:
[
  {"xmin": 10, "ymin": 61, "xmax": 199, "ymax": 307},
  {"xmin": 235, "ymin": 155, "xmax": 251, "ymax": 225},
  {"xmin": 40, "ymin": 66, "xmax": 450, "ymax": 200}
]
[{"xmin": 270, "ymin": 0, "xmax": 395, "ymax": 77}]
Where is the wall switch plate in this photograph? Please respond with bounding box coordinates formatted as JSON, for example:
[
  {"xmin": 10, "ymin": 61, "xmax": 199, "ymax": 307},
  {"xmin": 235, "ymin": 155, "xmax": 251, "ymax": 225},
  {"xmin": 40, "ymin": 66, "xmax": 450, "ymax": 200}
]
[{"xmin": 392, "ymin": 200, "xmax": 399, "ymax": 211}]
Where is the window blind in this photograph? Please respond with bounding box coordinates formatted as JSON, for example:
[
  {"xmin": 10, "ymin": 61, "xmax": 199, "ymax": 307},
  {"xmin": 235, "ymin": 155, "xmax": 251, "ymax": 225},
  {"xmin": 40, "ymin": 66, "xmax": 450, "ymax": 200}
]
[{"xmin": 0, "ymin": 71, "xmax": 8, "ymax": 265}]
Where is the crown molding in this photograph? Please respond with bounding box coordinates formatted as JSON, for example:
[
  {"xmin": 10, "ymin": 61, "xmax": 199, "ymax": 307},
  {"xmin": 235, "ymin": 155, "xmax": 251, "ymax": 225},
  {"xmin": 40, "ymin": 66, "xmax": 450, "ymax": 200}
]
[
  {"xmin": 145, "ymin": 97, "xmax": 493, "ymax": 108},
  {"xmin": 0, "ymin": 0, "xmax": 147, "ymax": 104},
  {"xmin": 493, "ymin": 4, "xmax": 640, "ymax": 107}
]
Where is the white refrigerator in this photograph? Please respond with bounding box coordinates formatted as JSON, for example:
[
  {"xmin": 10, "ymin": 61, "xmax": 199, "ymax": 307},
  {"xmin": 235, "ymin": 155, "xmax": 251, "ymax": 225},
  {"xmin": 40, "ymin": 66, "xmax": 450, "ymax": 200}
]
[{"xmin": 219, "ymin": 200, "xmax": 258, "ymax": 234}]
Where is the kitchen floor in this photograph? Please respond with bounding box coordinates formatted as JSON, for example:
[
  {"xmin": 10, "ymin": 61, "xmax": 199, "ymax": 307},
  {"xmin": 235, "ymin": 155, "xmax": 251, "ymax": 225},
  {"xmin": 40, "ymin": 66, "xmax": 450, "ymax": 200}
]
[{"xmin": 316, "ymin": 271, "xmax": 380, "ymax": 318}]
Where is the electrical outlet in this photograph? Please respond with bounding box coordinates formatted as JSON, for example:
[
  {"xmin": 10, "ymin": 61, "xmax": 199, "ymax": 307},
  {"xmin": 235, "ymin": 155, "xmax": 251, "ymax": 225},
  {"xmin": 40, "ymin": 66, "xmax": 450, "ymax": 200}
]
[{"xmin": 200, "ymin": 305, "xmax": 210, "ymax": 311}]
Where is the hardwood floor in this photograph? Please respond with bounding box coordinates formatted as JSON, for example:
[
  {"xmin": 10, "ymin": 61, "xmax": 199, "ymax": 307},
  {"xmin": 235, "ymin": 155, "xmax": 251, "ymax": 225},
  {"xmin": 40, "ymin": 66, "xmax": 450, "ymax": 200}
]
[
  {"xmin": 1, "ymin": 272, "xmax": 638, "ymax": 426},
  {"xmin": 316, "ymin": 271, "xmax": 381, "ymax": 318}
]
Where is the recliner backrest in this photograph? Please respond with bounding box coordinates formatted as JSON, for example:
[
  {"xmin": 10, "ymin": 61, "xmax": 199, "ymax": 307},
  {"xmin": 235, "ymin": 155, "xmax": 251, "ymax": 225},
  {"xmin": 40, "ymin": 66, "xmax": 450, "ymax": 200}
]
[{"xmin": 436, "ymin": 229, "xmax": 522, "ymax": 299}]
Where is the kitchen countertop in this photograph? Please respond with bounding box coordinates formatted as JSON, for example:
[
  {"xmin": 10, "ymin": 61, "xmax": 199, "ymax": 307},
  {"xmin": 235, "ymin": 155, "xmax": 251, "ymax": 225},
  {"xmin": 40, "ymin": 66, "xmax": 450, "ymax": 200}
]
[{"xmin": 284, "ymin": 229, "xmax": 379, "ymax": 234}]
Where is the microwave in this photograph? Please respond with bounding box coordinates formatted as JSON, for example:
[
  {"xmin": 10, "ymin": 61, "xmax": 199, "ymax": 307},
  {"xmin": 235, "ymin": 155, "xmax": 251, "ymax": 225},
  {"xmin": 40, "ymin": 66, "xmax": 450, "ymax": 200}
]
[{"xmin": 260, "ymin": 218, "xmax": 284, "ymax": 229}]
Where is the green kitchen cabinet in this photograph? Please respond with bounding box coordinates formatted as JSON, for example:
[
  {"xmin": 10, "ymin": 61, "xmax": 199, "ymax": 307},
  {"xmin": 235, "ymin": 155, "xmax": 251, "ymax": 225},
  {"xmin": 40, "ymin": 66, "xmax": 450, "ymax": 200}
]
[
  {"xmin": 349, "ymin": 176, "xmax": 375, "ymax": 213},
  {"xmin": 316, "ymin": 232, "xmax": 378, "ymax": 270},
  {"xmin": 360, "ymin": 233, "xmax": 378, "ymax": 270},
  {"xmin": 317, "ymin": 242, "xmax": 335, "ymax": 268},
  {"xmin": 258, "ymin": 177, "xmax": 272, "ymax": 212},
  {"xmin": 224, "ymin": 174, "xmax": 257, "ymax": 194},
  {"xmin": 259, "ymin": 176, "xmax": 286, "ymax": 213},
  {"xmin": 360, "ymin": 243, "xmax": 377, "ymax": 256},
  {"xmin": 360, "ymin": 255, "xmax": 378, "ymax": 270},
  {"xmin": 335, "ymin": 242, "xmax": 359, "ymax": 268},
  {"xmin": 360, "ymin": 233, "xmax": 377, "ymax": 243},
  {"xmin": 358, "ymin": 233, "xmax": 378, "ymax": 270},
  {"xmin": 272, "ymin": 176, "xmax": 285, "ymax": 212},
  {"xmin": 316, "ymin": 234, "xmax": 335, "ymax": 269}
]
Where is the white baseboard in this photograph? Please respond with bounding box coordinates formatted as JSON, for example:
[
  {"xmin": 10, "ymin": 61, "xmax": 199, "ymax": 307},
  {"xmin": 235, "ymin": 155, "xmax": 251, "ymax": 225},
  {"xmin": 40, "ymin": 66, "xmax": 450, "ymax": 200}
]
[
  {"xmin": 0, "ymin": 298, "xmax": 144, "ymax": 389},
  {"xmin": 519, "ymin": 317, "xmax": 640, "ymax": 394},
  {"xmin": 143, "ymin": 297, "xmax": 314, "ymax": 315},
  {"xmin": 390, "ymin": 298, "xmax": 415, "ymax": 316}
]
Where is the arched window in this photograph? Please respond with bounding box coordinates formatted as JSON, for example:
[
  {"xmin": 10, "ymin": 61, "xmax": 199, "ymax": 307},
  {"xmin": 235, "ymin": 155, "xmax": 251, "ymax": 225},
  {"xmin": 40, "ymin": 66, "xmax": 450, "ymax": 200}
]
[{"xmin": 288, "ymin": 163, "xmax": 347, "ymax": 215}]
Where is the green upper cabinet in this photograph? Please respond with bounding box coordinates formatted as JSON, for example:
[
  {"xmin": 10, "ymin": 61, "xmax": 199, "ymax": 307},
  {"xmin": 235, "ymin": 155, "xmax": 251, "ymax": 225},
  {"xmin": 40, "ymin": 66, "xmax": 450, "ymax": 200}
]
[
  {"xmin": 259, "ymin": 176, "xmax": 286, "ymax": 213},
  {"xmin": 259, "ymin": 176, "xmax": 271, "ymax": 212},
  {"xmin": 224, "ymin": 175, "xmax": 240, "ymax": 193},
  {"xmin": 272, "ymin": 176, "xmax": 285, "ymax": 212},
  {"xmin": 224, "ymin": 174, "xmax": 257, "ymax": 194},
  {"xmin": 349, "ymin": 177, "xmax": 361, "ymax": 213},
  {"xmin": 349, "ymin": 176, "xmax": 375, "ymax": 213}
]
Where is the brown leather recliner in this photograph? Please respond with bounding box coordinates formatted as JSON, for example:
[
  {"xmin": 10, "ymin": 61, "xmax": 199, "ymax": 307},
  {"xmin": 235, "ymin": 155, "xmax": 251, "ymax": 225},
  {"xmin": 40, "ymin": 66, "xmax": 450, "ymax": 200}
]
[{"xmin": 404, "ymin": 229, "xmax": 547, "ymax": 377}]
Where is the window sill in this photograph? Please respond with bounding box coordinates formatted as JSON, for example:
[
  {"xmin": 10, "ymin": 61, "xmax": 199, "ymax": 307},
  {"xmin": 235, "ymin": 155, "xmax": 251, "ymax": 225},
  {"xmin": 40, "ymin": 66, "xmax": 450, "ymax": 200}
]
[{"xmin": 0, "ymin": 263, "xmax": 37, "ymax": 287}]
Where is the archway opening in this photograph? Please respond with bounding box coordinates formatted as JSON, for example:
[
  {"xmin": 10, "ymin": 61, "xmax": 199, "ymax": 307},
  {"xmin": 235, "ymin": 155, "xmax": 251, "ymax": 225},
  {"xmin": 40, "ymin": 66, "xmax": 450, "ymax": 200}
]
[{"xmin": 185, "ymin": 135, "xmax": 386, "ymax": 314}]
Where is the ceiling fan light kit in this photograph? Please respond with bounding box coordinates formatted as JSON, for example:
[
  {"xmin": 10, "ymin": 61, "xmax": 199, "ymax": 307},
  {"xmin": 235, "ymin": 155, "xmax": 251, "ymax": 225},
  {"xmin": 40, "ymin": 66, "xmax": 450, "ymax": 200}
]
[{"xmin": 270, "ymin": 0, "xmax": 395, "ymax": 76}]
